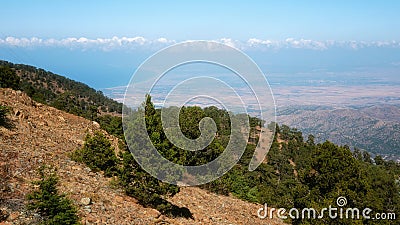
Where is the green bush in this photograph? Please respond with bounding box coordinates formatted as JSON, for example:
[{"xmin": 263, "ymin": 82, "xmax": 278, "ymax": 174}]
[
  {"xmin": 0, "ymin": 66, "xmax": 20, "ymax": 90},
  {"xmin": 0, "ymin": 105, "xmax": 13, "ymax": 129},
  {"xmin": 71, "ymin": 125, "xmax": 182, "ymax": 216},
  {"xmin": 0, "ymin": 105, "xmax": 8, "ymax": 126},
  {"xmin": 71, "ymin": 131, "xmax": 118, "ymax": 176},
  {"xmin": 95, "ymin": 115, "xmax": 123, "ymax": 139},
  {"xmin": 117, "ymin": 142, "xmax": 180, "ymax": 214},
  {"xmin": 27, "ymin": 166, "xmax": 80, "ymax": 225}
]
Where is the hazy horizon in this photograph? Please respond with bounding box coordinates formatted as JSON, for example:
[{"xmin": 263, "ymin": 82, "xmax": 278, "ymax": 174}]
[{"xmin": 1, "ymin": 1, "xmax": 399, "ymax": 108}]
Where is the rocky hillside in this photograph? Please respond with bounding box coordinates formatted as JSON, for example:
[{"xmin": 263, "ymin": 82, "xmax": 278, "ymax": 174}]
[{"xmin": 0, "ymin": 88, "xmax": 283, "ymax": 225}]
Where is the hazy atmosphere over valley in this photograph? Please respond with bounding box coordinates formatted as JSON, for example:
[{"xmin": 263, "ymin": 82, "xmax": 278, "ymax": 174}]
[{"xmin": 1, "ymin": 1, "xmax": 400, "ymax": 224}]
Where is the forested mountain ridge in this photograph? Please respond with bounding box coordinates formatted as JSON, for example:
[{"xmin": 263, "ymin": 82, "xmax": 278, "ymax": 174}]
[{"xmin": 0, "ymin": 60, "xmax": 122, "ymax": 119}]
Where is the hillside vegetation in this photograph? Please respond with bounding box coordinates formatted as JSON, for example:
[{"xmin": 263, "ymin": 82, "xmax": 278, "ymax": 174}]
[
  {"xmin": 73, "ymin": 94, "xmax": 400, "ymax": 224},
  {"xmin": 0, "ymin": 60, "xmax": 122, "ymax": 119},
  {"xmin": 1, "ymin": 88, "xmax": 283, "ymax": 224}
]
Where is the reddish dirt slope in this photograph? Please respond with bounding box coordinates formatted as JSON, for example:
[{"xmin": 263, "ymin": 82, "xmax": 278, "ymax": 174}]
[{"xmin": 0, "ymin": 88, "xmax": 284, "ymax": 225}]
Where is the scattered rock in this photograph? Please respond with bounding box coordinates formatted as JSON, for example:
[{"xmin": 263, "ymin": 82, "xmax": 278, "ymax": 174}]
[
  {"xmin": 83, "ymin": 206, "xmax": 92, "ymax": 213},
  {"xmin": 81, "ymin": 197, "xmax": 92, "ymax": 206},
  {"xmin": 83, "ymin": 167, "xmax": 92, "ymax": 173},
  {"xmin": 14, "ymin": 109, "xmax": 21, "ymax": 117},
  {"xmin": 8, "ymin": 211, "xmax": 19, "ymax": 221},
  {"xmin": 7, "ymin": 183, "xmax": 15, "ymax": 193},
  {"xmin": 0, "ymin": 208, "xmax": 9, "ymax": 221},
  {"xmin": 92, "ymin": 121, "xmax": 100, "ymax": 129},
  {"xmin": 58, "ymin": 116, "xmax": 65, "ymax": 122}
]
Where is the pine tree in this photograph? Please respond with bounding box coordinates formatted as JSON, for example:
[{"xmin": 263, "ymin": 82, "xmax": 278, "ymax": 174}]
[
  {"xmin": 27, "ymin": 166, "xmax": 80, "ymax": 225},
  {"xmin": 119, "ymin": 95, "xmax": 180, "ymax": 213},
  {"xmin": 0, "ymin": 66, "xmax": 20, "ymax": 90},
  {"xmin": 0, "ymin": 105, "xmax": 8, "ymax": 126},
  {"xmin": 71, "ymin": 131, "xmax": 118, "ymax": 176}
]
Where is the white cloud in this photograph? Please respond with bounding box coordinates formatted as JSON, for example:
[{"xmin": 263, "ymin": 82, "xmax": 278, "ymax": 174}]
[
  {"xmin": 156, "ymin": 37, "xmax": 172, "ymax": 44},
  {"xmin": 391, "ymin": 61, "xmax": 400, "ymax": 66},
  {"xmin": 283, "ymin": 38, "xmax": 328, "ymax": 50},
  {"xmin": 0, "ymin": 36, "xmax": 175, "ymax": 51},
  {"xmin": 247, "ymin": 38, "xmax": 276, "ymax": 48},
  {"xmin": 0, "ymin": 36, "xmax": 399, "ymax": 51},
  {"xmin": 246, "ymin": 38, "xmax": 400, "ymax": 50},
  {"xmin": 218, "ymin": 38, "xmax": 239, "ymax": 48}
]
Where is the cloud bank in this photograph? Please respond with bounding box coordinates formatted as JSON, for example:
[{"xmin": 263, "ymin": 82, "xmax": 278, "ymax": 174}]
[{"xmin": 1, "ymin": 36, "xmax": 399, "ymax": 51}]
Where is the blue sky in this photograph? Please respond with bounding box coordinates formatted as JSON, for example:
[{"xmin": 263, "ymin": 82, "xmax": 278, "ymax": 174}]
[
  {"xmin": 0, "ymin": 1, "xmax": 399, "ymax": 89},
  {"xmin": 1, "ymin": 0, "xmax": 400, "ymax": 40}
]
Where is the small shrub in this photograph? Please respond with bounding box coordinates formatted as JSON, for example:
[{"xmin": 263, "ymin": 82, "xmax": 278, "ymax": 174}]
[
  {"xmin": 0, "ymin": 105, "xmax": 8, "ymax": 126},
  {"xmin": 117, "ymin": 145, "xmax": 180, "ymax": 214},
  {"xmin": 0, "ymin": 105, "xmax": 13, "ymax": 129},
  {"xmin": 0, "ymin": 66, "xmax": 20, "ymax": 90},
  {"xmin": 71, "ymin": 131, "xmax": 118, "ymax": 176},
  {"xmin": 27, "ymin": 166, "xmax": 80, "ymax": 225}
]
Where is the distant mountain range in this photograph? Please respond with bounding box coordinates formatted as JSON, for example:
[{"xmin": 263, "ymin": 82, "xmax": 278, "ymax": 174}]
[{"xmin": 277, "ymin": 104, "xmax": 400, "ymax": 159}]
